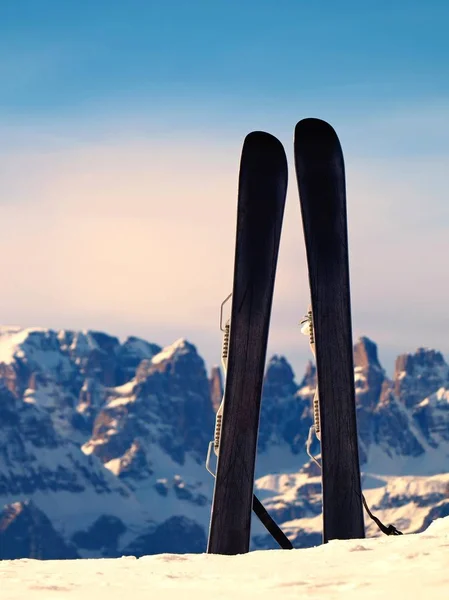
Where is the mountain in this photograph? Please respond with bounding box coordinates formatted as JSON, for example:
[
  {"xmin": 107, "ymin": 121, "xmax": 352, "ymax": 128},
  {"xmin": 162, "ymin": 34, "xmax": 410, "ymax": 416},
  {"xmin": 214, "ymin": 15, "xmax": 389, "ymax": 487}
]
[
  {"xmin": 0, "ymin": 501, "xmax": 79, "ymax": 560},
  {"xmin": 356, "ymin": 339, "xmax": 449, "ymax": 474},
  {"xmin": 0, "ymin": 325, "xmax": 448, "ymax": 558},
  {"xmin": 0, "ymin": 328, "xmax": 215, "ymax": 558}
]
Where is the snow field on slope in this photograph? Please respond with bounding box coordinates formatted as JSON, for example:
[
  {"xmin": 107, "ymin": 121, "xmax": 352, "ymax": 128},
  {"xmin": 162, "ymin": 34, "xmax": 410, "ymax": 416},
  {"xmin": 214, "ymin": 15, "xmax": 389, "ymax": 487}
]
[{"xmin": 1, "ymin": 517, "xmax": 448, "ymax": 600}]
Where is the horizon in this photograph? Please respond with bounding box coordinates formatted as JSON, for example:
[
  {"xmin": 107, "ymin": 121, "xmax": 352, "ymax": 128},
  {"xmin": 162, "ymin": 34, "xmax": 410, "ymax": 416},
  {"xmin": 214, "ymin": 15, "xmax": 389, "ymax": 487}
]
[{"xmin": 0, "ymin": 321, "xmax": 444, "ymax": 381}]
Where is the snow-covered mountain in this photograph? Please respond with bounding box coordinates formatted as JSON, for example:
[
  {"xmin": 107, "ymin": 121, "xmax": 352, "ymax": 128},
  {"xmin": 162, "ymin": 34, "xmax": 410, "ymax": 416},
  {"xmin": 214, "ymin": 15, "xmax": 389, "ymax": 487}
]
[{"xmin": 0, "ymin": 326, "xmax": 448, "ymax": 559}]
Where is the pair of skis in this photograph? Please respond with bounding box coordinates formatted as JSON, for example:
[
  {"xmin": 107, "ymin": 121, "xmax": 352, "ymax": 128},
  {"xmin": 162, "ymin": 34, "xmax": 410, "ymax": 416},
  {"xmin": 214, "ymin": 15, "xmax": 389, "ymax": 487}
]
[{"xmin": 206, "ymin": 119, "xmax": 365, "ymax": 555}]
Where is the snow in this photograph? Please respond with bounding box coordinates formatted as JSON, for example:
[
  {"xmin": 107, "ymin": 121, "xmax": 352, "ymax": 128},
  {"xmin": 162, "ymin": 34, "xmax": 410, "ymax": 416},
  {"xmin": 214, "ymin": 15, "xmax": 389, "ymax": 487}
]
[
  {"xmin": 69, "ymin": 331, "xmax": 100, "ymax": 356},
  {"xmin": 297, "ymin": 385, "xmax": 314, "ymax": 396},
  {"xmin": 151, "ymin": 338, "xmax": 188, "ymax": 364},
  {"xmin": 256, "ymin": 444, "xmax": 309, "ymax": 477},
  {"xmin": 106, "ymin": 381, "xmax": 137, "ymax": 408},
  {"xmin": 0, "ymin": 326, "xmax": 47, "ymax": 365},
  {"xmin": 106, "ymin": 441, "xmax": 214, "ymax": 527},
  {"xmin": 0, "ymin": 327, "xmax": 74, "ymax": 385},
  {"xmin": 122, "ymin": 337, "xmax": 159, "ymax": 359},
  {"xmin": 363, "ymin": 435, "xmax": 449, "ymax": 476},
  {"xmin": 419, "ymin": 387, "xmax": 449, "ymax": 408},
  {"xmin": 256, "ymin": 471, "xmax": 314, "ymax": 502},
  {"xmin": 354, "ymin": 371, "xmax": 366, "ymax": 383},
  {"xmin": 252, "ymin": 469, "xmax": 449, "ymax": 542},
  {"xmin": 1, "ymin": 517, "xmax": 449, "ymax": 600},
  {"xmin": 361, "ymin": 472, "xmax": 449, "ymax": 536}
]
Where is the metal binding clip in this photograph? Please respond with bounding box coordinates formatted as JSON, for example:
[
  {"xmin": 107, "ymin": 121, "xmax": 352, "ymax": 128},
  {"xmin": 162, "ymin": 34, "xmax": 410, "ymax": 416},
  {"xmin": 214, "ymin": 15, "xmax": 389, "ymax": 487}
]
[{"xmin": 206, "ymin": 293, "xmax": 232, "ymax": 477}]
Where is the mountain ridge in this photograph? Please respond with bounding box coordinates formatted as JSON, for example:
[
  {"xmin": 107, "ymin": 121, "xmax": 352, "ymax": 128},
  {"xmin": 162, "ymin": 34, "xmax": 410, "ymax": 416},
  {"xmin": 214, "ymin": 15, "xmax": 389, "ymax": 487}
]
[{"xmin": 0, "ymin": 325, "xmax": 448, "ymax": 558}]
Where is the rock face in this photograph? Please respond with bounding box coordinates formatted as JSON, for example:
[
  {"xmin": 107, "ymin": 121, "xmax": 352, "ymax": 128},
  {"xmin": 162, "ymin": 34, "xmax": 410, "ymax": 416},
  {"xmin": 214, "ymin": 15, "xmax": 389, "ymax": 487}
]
[
  {"xmin": 354, "ymin": 337, "xmax": 386, "ymax": 410},
  {"xmin": 258, "ymin": 338, "xmax": 449, "ymax": 475},
  {"xmin": 258, "ymin": 356, "xmax": 311, "ymax": 456},
  {"xmin": 84, "ymin": 338, "xmax": 215, "ymax": 476},
  {"xmin": 0, "ymin": 501, "xmax": 79, "ymax": 560},
  {"xmin": 350, "ymin": 338, "xmax": 449, "ymax": 472},
  {"xmin": 413, "ymin": 388, "xmax": 449, "ymax": 448},
  {"xmin": 122, "ymin": 516, "xmax": 207, "ymax": 556},
  {"xmin": 394, "ymin": 349, "xmax": 449, "ymax": 409},
  {"xmin": 1, "ymin": 325, "xmax": 449, "ymax": 558},
  {"xmin": 209, "ymin": 366, "xmax": 223, "ymax": 412},
  {"xmin": 0, "ymin": 328, "xmax": 214, "ymax": 559}
]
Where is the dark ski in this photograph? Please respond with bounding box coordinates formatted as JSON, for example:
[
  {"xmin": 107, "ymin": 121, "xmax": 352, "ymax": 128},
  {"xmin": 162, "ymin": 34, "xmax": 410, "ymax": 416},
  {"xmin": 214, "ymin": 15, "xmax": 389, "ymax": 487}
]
[
  {"xmin": 207, "ymin": 131, "xmax": 288, "ymax": 555},
  {"xmin": 294, "ymin": 118, "xmax": 365, "ymax": 542}
]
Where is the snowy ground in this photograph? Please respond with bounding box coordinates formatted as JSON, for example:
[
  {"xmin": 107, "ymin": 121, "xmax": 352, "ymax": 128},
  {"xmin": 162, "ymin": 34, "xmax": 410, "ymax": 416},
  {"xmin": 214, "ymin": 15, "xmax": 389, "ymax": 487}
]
[{"xmin": 2, "ymin": 518, "xmax": 448, "ymax": 600}]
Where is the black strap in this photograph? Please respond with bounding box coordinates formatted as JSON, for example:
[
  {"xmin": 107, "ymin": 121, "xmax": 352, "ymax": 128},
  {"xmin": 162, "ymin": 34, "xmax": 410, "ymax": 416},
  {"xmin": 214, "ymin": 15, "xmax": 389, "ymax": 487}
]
[
  {"xmin": 361, "ymin": 493, "xmax": 403, "ymax": 536},
  {"xmin": 252, "ymin": 494, "xmax": 293, "ymax": 549},
  {"xmin": 251, "ymin": 489, "xmax": 401, "ymax": 547}
]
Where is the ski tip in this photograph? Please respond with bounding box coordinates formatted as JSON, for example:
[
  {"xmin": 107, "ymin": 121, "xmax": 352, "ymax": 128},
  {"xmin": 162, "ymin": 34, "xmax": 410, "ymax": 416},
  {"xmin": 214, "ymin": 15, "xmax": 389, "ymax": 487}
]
[
  {"xmin": 241, "ymin": 131, "xmax": 287, "ymax": 174},
  {"xmin": 294, "ymin": 118, "xmax": 341, "ymax": 148},
  {"xmin": 244, "ymin": 130, "xmax": 285, "ymax": 152},
  {"xmin": 294, "ymin": 118, "xmax": 343, "ymax": 164}
]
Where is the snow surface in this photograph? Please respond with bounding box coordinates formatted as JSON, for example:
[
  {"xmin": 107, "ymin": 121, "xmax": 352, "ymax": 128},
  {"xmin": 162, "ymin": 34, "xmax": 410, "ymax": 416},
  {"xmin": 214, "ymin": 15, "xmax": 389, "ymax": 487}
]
[{"xmin": 1, "ymin": 517, "xmax": 448, "ymax": 600}]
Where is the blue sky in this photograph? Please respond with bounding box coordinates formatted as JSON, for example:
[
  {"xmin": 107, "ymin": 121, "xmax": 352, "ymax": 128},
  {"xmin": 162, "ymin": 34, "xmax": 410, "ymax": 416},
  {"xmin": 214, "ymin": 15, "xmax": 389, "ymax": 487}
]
[
  {"xmin": 1, "ymin": 1, "xmax": 449, "ymax": 377},
  {"xmin": 2, "ymin": 1, "xmax": 448, "ymax": 117}
]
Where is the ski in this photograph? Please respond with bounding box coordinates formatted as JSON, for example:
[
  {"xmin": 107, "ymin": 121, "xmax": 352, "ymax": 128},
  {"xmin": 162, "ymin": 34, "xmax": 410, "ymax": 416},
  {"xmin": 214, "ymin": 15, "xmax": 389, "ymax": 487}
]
[
  {"xmin": 206, "ymin": 294, "xmax": 292, "ymax": 550},
  {"xmin": 294, "ymin": 118, "xmax": 365, "ymax": 542},
  {"xmin": 207, "ymin": 131, "xmax": 288, "ymax": 555}
]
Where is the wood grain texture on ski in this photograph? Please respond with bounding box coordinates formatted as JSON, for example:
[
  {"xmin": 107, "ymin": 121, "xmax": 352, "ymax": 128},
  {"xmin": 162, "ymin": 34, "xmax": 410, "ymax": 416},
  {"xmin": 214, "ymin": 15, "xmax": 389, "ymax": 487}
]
[
  {"xmin": 207, "ymin": 132, "xmax": 287, "ymax": 555},
  {"xmin": 294, "ymin": 118, "xmax": 365, "ymax": 542}
]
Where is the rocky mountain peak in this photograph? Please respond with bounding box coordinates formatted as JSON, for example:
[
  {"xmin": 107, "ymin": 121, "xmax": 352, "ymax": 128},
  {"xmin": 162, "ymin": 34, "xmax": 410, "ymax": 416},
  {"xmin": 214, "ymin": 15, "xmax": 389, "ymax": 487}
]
[
  {"xmin": 394, "ymin": 348, "xmax": 449, "ymax": 409},
  {"xmin": 2, "ymin": 324, "xmax": 449, "ymax": 559},
  {"xmin": 396, "ymin": 348, "xmax": 447, "ymax": 377},
  {"xmin": 354, "ymin": 337, "xmax": 386, "ymax": 410},
  {"xmin": 413, "ymin": 387, "xmax": 449, "ymax": 448},
  {"xmin": 136, "ymin": 339, "xmax": 209, "ymax": 391},
  {"xmin": 116, "ymin": 337, "xmax": 161, "ymax": 385},
  {"xmin": 257, "ymin": 355, "xmax": 312, "ymax": 457},
  {"xmin": 85, "ymin": 338, "xmax": 215, "ymax": 471},
  {"xmin": 354, "ymin": 336, "xmax": 383, "ymax": 371},
  {"xmin": 298, "ymin": 361, "xmax": 316, "ymax": 390},
  {"xmin": 150, "ymin": 338, "xmax": 192, "ymax": 366},
  {"xmin": 264, "ymin": 355, "xmax": 298, "ymax": 396}
]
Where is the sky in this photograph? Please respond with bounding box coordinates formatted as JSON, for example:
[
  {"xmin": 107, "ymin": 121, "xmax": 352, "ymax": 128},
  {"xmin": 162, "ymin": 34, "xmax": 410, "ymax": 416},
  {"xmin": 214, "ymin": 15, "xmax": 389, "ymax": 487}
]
[{"xmin": 1, "ymin": 0, "xmax": 449, "ymax": 378}]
